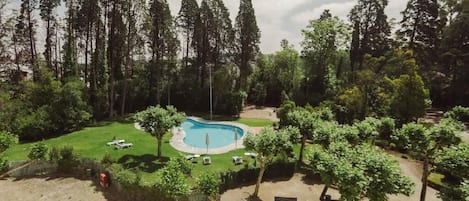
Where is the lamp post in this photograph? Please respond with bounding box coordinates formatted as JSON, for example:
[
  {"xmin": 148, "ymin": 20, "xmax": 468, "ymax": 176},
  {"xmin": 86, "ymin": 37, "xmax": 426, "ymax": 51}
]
[{"xmin": 209, "ymin": 64, "xmax": 213, "ymax": 120}]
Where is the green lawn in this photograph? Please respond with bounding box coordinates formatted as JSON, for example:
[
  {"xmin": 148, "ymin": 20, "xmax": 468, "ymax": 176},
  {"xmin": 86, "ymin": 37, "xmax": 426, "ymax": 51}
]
[{"xmin": 1, "ymin": 120, "xmax": 266, "ymax": 182}]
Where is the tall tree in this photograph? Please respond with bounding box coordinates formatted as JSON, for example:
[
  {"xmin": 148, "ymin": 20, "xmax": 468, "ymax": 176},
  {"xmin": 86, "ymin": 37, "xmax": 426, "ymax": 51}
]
[
  {"xmin": 176, "ymin": 0, "xmax": 199, "ymax": 70},
  {"xmin": 398, "ymin": 0, "xmax": 443, "ymax": 71},
  {"xmin": 16, "ymin": 0, "xmax": 39, "ymax": 81},
  {"xmin": 349, "ymin": 0, "xmax": 391, "ymax": 69},
  {"xmin": 208, "ymin": 0, "xmax": 234, "ymax": 69},
  {"xmin": 107, "ymin": 0, "xmax": 126, "ymax": 117},
  {"xmin": 63, "ymin": 0, "xmax": 79, "ymax": 79},
  {"xmin": 147, "ymin": 0, "xmax": 176, "ymax": 105},
  {"xmin": 39, "ymin": 0, "xmax": 60, "ymax": 71},
  {"xmin": 77, "ymin": 0, "xmax": 100, "ymax": 85},
  {"xmin": 193, "ymin": 0, "xmax": 213, "ymax": 87},
  {"xmin": 302, "ymin": 10, "xmax": 350, "ymax": 101},
  {"xmin": 234, "ymin": 0, "xmax": 260, "ymax": 91}
]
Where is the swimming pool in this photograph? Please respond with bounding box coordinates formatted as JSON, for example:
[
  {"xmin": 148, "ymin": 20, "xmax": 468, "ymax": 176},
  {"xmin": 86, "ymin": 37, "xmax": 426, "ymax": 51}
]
[{"xmin": 181, "ymin": 118, "xmax": 244, "ymax": 149}]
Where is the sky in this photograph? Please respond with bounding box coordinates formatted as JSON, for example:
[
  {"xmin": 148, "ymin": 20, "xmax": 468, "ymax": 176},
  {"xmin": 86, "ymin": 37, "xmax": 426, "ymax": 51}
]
[{"xmin": 6, "ymin": 0, "xmax": 408, "ymax": 54}]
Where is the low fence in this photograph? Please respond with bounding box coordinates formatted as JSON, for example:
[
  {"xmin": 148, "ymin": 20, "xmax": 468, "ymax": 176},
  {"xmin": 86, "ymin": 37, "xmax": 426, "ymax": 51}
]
[{"xmin": 8, "ymin": 160, "xmax": 57, "ymax": 177}]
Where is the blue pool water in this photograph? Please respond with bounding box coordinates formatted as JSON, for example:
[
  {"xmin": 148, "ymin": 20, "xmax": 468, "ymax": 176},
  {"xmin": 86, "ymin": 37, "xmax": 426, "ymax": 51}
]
[{"xmin": 181, "ymin": 119, "xmax": 244, "ymax": 149}]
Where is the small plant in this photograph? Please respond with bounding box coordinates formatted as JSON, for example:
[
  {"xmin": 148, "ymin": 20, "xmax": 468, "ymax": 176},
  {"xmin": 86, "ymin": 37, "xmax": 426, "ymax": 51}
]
[
  {"xmin": 0, "ymin": 131, "xmax": 18, "ymax": 153},
  {"xmin": 28, "ymin": 143, "xmax": 48, "ymax": 161},
  {"xmin": 57, "ymin": 145, "xmax": 80, "ymax": 173},
  {"xmin": 0, "ymin": 156, "xmax": 9, "ymax": 173},
  {"xmin": 101, "ymin": 152, "xmax": 115, "ymax": 167},
  {"xmin": 48, "ymin": 146, "xmax": 60, "ymax": 162}
]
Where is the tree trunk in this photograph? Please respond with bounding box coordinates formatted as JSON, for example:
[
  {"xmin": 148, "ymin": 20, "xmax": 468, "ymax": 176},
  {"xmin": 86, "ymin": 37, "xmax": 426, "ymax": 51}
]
[
  {"xmin": 299, "ymin": 133, "xmax": 306, "ymax": 163},
  {"xmin": 320, "ymin": 185, "xmax": 329, "ymax": 201},
  {"xmin": 157, "ymin": 136, "xmax": 162, "ymax": 158},
  {"xmin": 420, "ymin": 157, "xmax": 429, "ymax": 201},
  {"xmin": 253, "ymin": 158, "xmax": 266, "ymax": 197}
]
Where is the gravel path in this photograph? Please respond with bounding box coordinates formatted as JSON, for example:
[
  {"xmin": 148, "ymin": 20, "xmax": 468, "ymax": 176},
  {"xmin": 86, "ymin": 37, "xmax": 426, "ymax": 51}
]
[
  {"xmin": 221, "ymin": 156, "xmax": 441, "ymax": 201},
  {"xmin": 0, "ymin": 176, "xmax": 111, "ymax": 201}
]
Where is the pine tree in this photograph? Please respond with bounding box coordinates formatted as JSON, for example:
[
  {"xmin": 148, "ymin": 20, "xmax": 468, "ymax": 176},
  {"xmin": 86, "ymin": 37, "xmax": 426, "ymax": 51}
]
[
  {"xmin": 208, "ymin": 0, "xmax": 234, "ymax": 68},
  {"xmin": 16, "ymin": 0, "xmax": 39, "ymax": 81},
  {"xmin": 193, "ymin": 0, "xmax": 214, "ymax": 88},
  {"xmin": 63, "ymin": 0, "xmax": 79, "ymax": 79},
  {"xmin": 234, "ymin": 0, "xmax": 260, "ymax": 91},
  {"xmin": 349, "ymin": 0, "xmax": 391, "ymax": 69},
  {"xmin": 176, "ymin": 0, "xmax": 199, "ymax": 70},
  {"xmin": 147, "ymin": 0, "xmax": 177, "ymax": 105},
  {"xmin": 398, "ymin": 0, "xmax": 443, "ymax": 67},
  {"xmin": 39, "ymin": 0, "xmax": 60, "ymax": 72}
]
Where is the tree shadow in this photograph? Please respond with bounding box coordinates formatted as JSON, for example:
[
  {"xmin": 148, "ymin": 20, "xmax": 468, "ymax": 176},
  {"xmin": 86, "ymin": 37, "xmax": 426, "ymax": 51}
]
[
  {"xmin": 300, "ymin": 174, "xmax": 322, "ymax": 185},
  {"xmin": 117, "ymin": 154, "xmax": 169, "ymax": 173}
]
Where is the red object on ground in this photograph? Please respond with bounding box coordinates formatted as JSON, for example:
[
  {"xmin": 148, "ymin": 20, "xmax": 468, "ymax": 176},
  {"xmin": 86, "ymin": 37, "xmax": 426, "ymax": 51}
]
[{"xmin": 99, "ymin": 173, "xmax": 108, "ymax": 187}]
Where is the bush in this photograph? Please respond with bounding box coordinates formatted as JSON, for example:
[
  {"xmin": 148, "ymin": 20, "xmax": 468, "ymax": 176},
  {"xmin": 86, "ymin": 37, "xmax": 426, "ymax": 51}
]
[
  {"xmin": 167, "ymin": 156, "xmax": 193, "ymax": 175},
  {"xmin": 196, "ymin": 172, "xmax": 221, "ymax": 197},
  {"xmin": 216, "ymin": 91, "xmax": 248, "ymax": 116},
  {"xmin": 101, "ymin": 152, "xmax": 116, "ymax": 167},
  {"xmin": 0, "ymin": 156, "xmax": 8, "ymax": 173},
  {"xmin": 28, "ymin": 143, "xmax": 48, "ymax": 160},
  {"xmin": 443, "ymin": 106, "xmax": 469, "ymax": 122},
  {"xmin": 57, "ymin": 146, "xmax": 80, "ymax": 173},
  {"xmin": 0, "ymin": 131, "xmax": 18, "ymax": 152},
  {"xmin": 48, "ymin": 146, "xmax": 60, "ymax": 162}
]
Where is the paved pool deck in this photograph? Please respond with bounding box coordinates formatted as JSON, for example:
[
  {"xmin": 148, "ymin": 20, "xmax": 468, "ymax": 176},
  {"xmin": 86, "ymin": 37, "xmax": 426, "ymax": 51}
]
[{"xmin": 134, "ymin": 117, "xmax": 257, "ymax": 154}]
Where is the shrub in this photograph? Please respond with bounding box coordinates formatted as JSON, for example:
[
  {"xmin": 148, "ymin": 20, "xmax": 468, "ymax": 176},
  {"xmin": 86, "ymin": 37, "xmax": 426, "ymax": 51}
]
[
  {"xmin": 57, "ymin": 146, "xmax": 80, "ymax": 173},
  {"xmin": 196, "ymin": 172, "xmax": 220, "ymax": 197},
  {"xmin": 167, "ymin": 156, "xmax": 193, "ymax": 175},
  {"xmin": 443, "ymin": 106, "xmax": 469, "ymax": 122},
  {"xmin": 0, "ymin": 131, "xmax": 18, "ymax": 152},
  {"xmin": 28, "ymin": 143, "xmax": 48, "ymax": 160},
  {"xmin": 0, "ymin": 156, "xmax": 8, "ymax": 173},
  {"xmin": 48, "ymin": 146, "xmax": 60, "ymax": 162},
  {"xmin": 101, "ymin": 152, "xmax": 116, "ymax": 167}
]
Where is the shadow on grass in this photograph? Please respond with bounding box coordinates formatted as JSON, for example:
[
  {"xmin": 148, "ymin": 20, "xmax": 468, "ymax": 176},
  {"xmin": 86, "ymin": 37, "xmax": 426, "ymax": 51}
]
[{"xmin": 117, "ymin": 154, "xmax": 169, "ymax": 173}]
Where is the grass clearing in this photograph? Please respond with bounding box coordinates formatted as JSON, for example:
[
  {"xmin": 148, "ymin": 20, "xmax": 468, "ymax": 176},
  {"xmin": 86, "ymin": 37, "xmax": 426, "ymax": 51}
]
[{"xmin": 1, "ymin": 120, "xmax": 267, "ymax": 182}]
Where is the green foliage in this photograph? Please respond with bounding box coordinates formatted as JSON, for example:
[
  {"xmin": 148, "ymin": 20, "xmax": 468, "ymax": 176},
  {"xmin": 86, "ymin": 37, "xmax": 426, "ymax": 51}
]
[
  {"xmin": 435, "ymin": 144, "xmax": 469, "ymax": 201},
  {"xmin": 391, "ymin": 73, "xmax": 430, "ymax": 123},
  {"xmin": 216, "ymin": 91, "xmax": 247, "ymax": 116},
  {"xmin": 335, "ymin": 86, "xmax": 365, "ymax": 123},
  {"xmin": 57, "ymin": 145, "xmax": 80, "ymax": 173},
  {"xmin": 134, "ymin": 105, "xmax": 185, "ymax": 157},
  {"xmin": 443, "ymin": 106, "xmax": 469, "ymax": 121},
  {"xmin": 166, "ymin": 156, "xmax": 194, "ymax": 176},
  {"xmin": 0, "ymin": 156, "xmax": 8, "ymax": 173},
  {"xmin": 277, "ymin": 101, "xmax": 296, "ymax": 127},
  {"xmin": 196, "ymin": 172, "xmax": 221, "ymax": 197},
  {"xmin": 378, "ymin": 117, "xmax": 396, "ymax": 143},
  {"xmin": 243, "ymin": 127, "xmax": 299, "ymax": 197},
  {"xmin": 28, "ymin": 143, "xmax": 48, "ymax": 161},
  {"xmin": 101, "ymin": 152, "xmax": 116, "ymax": 167},
  {"xmin": 0, "ymin": 131, "xmax": 18, "ymax": 152},
  {"xmin": 48, "ymin": 146, "xmax": 60, "ymax": 162},
  {"xmin": 158, "ymin": 164, "xmax": 190, "ymax": 198},
  {"xmin": 353, "ymin": 117, "xmax": 381, "ymax": 143},
  {"xmin": 307, "ymin": 143, "xmax": 415, "ymax": 200},
  {"xmin": 109, "ymin": 164, "xmax": 141, "ymax": 187}
]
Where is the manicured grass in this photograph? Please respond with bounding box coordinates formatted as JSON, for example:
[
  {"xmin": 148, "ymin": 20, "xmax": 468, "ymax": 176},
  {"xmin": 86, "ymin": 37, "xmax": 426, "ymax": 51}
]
[
  {"xmin": 234, "ymin": 118, "xmax": 275, "ymax": 127},
  {"xmin": 1, "ymin": 120, "xmax": 265, "ymax": 182}
]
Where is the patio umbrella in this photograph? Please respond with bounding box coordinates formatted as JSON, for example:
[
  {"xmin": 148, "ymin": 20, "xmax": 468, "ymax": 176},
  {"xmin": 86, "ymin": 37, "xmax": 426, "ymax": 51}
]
[
  {"xmin": 234, "ymin": 128, "xmax": 238, "ymax": 149},
  {"xmin": 205, "ymin": 133, "xmax": 210, "ymax": 154}
]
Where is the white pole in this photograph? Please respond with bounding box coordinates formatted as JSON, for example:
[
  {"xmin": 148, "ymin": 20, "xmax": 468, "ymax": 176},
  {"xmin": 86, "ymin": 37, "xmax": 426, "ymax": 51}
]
[{"xmin": 209, "ymin": 64, "xmax": 213, "ymax": 120}]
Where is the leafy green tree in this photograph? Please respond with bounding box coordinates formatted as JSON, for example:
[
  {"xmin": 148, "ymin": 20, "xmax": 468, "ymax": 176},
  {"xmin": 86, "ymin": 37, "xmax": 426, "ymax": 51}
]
[
  {"xmin": 243, "ymin": 127, "xmax": 299, "ymax": 197},
  {"xmin": 63, "ymin": 0, "xmax": 79, "ymax": 78},
  {"xmin": 28, "ymin": 143, "xmax": 48, "ymax": 161},
  {"xmin": 391, "ymin": 73, "xmax": 429, "ymax": 123},
  {"xmin": 308, "ymin": 142, "xmax": 414, "ymax": 200},
  {"xmin": 302, "ymin": 10, "xmax": 350, "ymax": 102},
  {"xmin": 394, "ymin": 120, "xmax": 463, "ymax": 201},
  {"xmin": 273, "ymin": 40, "xmax": 303, "ymax": 99},
  {"xmin": 134, "ymin": 105, "xmax": 185, "ymax": 158},
  {"xmin": 434, "ymin": 143, "xmax": 469, "ymax": 201},
  {"xmin": 234, "ymin": 0, "xmax": 260, "ymax": 91},
  {"xmin": 440, "ymin": 1, "xmax": 469, "ymax": 106},
  {"xmin": 196, "ymin": 172, "xmax": 221, "ymax": 199},
  {"xmin": 0, "ymin": 131, "xmax": 18, "ymax": 153},
  {"xmin": 353, "ymin": 117, "xmax": 381, "ymax": 144},
  {"xmin": 287, "ymin": 110, "xmax": 316, "ymax": 163},
  {"xmin": 277, "ymin": 100, "xmax": 296, "ymax": 127}
]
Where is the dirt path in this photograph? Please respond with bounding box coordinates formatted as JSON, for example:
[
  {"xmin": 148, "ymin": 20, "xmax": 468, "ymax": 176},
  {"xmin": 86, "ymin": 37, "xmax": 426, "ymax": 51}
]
[
  {"xmin": 221, "ymin": 156, "xmax": 441, "ymax": 201},
  {"xmin": 0, "ymin": 176, "xmax": 110, "ymax": 201},
  {"xmin": 240, "ymin": 105, "xmax": 279, "ymax": 121}
]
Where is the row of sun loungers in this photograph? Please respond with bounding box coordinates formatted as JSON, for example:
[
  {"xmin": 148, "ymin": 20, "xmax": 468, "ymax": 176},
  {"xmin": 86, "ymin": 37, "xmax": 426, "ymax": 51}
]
[{"xmin": 185, "ymin": 152, "xmax": 257, "ymax": 166}]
